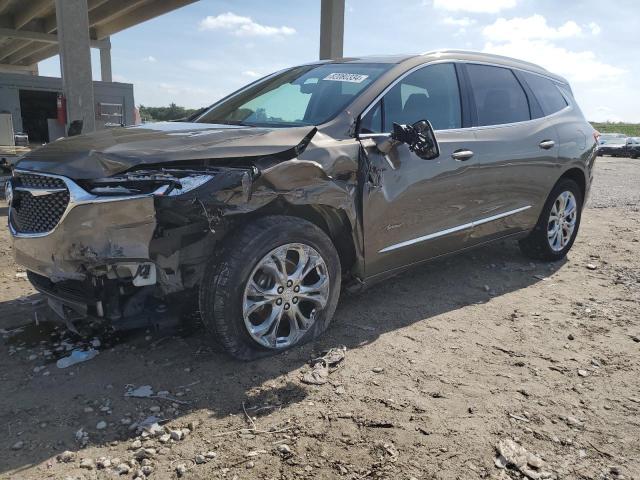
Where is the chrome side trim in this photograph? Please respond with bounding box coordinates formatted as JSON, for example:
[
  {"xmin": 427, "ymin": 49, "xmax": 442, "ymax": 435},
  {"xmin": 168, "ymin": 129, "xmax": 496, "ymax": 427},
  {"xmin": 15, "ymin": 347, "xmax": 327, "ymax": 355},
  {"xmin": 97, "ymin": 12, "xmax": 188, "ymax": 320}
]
[
  {"xmin": 378, "ymin": 205, "xmax": 532, "ymax": 253},
  {"xmin": 358, "ymin": 132, "xmax": 389, "ymax": 139},
  {"xmin": 10, "ymin": 169, "xmax": 150, "ymax": 239}
]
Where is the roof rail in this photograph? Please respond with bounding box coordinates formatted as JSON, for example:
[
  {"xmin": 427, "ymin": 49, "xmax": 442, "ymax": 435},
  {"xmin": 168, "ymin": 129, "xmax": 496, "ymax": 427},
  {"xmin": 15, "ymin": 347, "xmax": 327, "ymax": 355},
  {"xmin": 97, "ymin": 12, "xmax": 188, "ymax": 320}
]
[{"xmin": 420, "ymin": 49, "xmax": 550, "ymax": 73}]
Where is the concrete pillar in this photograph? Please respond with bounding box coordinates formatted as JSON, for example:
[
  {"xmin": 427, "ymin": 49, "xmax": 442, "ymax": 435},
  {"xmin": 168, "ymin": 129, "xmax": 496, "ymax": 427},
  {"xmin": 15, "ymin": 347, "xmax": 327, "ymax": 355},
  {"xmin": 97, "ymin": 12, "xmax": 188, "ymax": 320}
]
[
  {"xmin": 319, "ymin": 0, "xmax": 344, "ymax": 60},
  {"xmin": 55, "ymin": 0, "xmax": 95, "ymax": 133},
  {"xmin": 99, "ymin": 37, "xmax": 112, "ymax": 82}
]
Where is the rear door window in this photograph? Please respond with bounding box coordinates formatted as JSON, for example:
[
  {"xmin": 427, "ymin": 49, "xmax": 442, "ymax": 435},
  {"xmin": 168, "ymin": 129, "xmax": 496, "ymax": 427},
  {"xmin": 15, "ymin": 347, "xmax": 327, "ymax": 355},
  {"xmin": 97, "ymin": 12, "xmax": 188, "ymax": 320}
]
[
  {"xmin": 521, "ymin": 72, "xmax": 568, "ymax": 116},
  {"xmin": 466, "ymin": 64, "xmax": 531, "ymax": 126}
]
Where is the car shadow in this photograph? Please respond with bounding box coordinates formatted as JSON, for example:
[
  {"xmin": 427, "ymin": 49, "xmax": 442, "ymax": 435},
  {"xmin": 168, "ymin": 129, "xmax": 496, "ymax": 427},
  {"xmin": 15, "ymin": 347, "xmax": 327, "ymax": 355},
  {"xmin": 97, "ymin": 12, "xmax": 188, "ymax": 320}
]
[{"xmin": 0, "ymin": 238, "xmax": 565, "ymax": 474}]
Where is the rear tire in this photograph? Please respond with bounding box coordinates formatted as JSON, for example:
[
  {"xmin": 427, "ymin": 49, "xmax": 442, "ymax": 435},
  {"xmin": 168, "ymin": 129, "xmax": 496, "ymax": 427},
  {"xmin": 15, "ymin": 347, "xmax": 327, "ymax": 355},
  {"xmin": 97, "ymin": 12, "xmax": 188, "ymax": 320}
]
[
  {"xmin": 199, "ymin": 216, "xmax": 341, "ymax": 360},
  {"xmin": 519, "ymin": 179, "xmax": 583, "ymax": 261}
]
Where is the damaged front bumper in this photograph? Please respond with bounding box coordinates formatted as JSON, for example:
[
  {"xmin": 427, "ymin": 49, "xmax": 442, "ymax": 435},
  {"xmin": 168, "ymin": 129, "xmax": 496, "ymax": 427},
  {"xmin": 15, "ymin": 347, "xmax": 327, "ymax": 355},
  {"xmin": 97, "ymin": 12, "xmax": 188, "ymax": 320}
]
[
  {"xmin": 8, "ymin": 170, "xmax": 177, "ymax": 329},
  {"xmin": 10, "ymin": 173, "xmax": 157, "ymax": 282}
]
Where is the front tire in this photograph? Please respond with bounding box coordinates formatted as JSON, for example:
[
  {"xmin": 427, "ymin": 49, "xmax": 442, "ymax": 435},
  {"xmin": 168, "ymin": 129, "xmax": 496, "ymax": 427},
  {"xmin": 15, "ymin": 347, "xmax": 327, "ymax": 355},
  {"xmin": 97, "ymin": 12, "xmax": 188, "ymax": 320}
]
[
  {"xmin": 199, "ymin": 216, "xmax": 341, "ymax": 360},
  {"xmin": 519, "ymin": 179, "xmax": 583, "ymax": 261}
]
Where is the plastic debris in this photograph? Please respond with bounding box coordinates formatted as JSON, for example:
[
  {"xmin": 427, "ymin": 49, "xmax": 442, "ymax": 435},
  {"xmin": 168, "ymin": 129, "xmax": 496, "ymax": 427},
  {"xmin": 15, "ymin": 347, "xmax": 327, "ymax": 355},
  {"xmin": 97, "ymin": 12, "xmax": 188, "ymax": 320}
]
[
  {"xmin": 56, "ymin": 348, "xmax": 98, "ymax": 368},
  {"xmin": 495, "ymin": 438, "xmax": 553, "ymax": 479},
  {"xmin": 125, "ymin": 385, "xmax": 154, "ymax": 398},
  {"xmin": 301, "ymin": 346, "xmax": 346, "ymax": 385},
  {"xmin": 134, "ymin": 416, "xmax": 164, "ymax": 436}
]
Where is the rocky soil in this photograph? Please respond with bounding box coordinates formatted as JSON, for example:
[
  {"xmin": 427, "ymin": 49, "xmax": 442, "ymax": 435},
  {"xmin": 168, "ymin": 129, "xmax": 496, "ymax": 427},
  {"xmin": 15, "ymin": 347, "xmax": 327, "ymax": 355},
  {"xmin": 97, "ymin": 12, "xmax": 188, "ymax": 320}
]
[{"xmin": 0, "ymin": 157, "xmax": 639, "ymax": 480}]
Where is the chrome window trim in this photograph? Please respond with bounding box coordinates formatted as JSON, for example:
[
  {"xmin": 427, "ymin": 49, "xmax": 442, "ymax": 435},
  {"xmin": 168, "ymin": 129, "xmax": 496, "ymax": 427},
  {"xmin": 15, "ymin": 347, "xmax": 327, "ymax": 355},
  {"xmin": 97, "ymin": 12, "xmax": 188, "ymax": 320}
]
[
  {"xmin": 378, "ymin": 205, "xmax": 531, "ymax": 253},
  {"xmin": 357, "ymin": 58, "xmax": 571, "ymax": 138},
  {"xmin": 359, "ymin": 113, "xmax": 559, "ymax": 137},
  {"xmin": 457, "ymin": 59, "xmax": 568, "ymax": 87},
  {"xmin": 359, "ymin": 59, "xmax": 458, "ymax": 121},
  {"xmin": 9, "ymin": 169, "xmax": 150, "ymax": 239}
]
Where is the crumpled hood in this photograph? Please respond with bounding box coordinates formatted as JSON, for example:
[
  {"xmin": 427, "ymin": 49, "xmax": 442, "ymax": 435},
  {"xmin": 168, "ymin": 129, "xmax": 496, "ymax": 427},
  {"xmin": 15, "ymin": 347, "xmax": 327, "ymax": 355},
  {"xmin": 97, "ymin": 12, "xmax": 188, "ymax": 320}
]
[{"xmin": 16, "ymin": 122, "xmax": 316, "ymax": 179}]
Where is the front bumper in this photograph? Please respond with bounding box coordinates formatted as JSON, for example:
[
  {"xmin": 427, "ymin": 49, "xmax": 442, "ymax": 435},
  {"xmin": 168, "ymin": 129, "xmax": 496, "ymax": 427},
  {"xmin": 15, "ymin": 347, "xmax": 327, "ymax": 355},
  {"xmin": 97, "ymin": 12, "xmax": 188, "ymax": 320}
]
[
  {"xmin": 9, "ymin": 170, "xmax": 157, "ymax": 282},
  {"xmin": 8, "ymin": 170, "xmax": 166, "ymax": 329}
]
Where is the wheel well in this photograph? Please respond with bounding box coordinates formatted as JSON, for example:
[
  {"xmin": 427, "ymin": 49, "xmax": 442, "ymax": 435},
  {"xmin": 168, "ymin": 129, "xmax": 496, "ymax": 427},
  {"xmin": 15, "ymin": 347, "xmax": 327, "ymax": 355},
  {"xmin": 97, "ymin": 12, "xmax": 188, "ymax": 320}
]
[
  {"xmin": 228, "ymin": 201, "xmax": 357, "ymax": 275},
  {"xmin": 559, "ymin": 168, "xmax": 586, "ymax": 199}
]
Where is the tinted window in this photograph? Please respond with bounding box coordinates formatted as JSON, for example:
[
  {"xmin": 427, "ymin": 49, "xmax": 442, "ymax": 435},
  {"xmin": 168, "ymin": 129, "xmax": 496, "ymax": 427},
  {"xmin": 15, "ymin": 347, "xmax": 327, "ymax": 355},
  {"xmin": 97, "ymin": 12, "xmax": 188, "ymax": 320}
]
[
  {"xmin": 385, "ymin": 63, "xmax": 461, "ymax": 131},
  {"xmin": 360, "ymin": 63, "xmax": 462, "ymax": 133},
  {"xmin": 522, "ymin": 72, "xmax": 568, "ymax": 116},
  {"xmin": 466, "ymin": 64, "xmax": 530, "ymax": 126}
]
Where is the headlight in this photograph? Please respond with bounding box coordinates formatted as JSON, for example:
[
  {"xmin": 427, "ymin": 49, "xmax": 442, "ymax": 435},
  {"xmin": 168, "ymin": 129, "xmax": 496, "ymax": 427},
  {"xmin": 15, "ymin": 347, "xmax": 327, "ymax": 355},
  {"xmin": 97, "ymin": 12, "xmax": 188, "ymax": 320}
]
[
  {"xmin": 153, "ymin": 174, "xmax": 214, "ymax": 196},
  {"xmin": 81, "ymin": 170, "xmax": 215, "ymax": 197},
  {"xmin": 4, "ymin": 178, "xmax": 13, "ymax": 206}
]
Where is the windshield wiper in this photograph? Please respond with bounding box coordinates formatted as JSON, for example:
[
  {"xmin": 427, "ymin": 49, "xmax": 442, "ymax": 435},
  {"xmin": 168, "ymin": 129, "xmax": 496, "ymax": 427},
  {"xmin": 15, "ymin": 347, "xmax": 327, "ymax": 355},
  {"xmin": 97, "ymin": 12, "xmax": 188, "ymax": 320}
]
[{"xmin": 208, "ymin": 120, "xmax": 256, "ymax": 127}]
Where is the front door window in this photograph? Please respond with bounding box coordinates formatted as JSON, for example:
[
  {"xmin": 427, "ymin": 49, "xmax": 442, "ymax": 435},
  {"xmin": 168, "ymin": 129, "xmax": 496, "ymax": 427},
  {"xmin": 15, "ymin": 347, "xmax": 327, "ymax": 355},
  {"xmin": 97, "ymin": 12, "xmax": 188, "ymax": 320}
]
[{"xmin": 361, "ymin": 63, "xmax": 462, "ymax": 133}]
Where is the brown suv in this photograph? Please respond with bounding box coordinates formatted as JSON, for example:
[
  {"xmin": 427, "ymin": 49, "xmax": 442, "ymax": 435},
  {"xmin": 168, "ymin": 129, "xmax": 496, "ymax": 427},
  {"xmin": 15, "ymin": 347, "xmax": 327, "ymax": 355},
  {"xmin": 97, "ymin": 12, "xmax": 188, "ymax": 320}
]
[{"xmin": 7, "ymin": 50, "xmax": 597, "ymax": 359}]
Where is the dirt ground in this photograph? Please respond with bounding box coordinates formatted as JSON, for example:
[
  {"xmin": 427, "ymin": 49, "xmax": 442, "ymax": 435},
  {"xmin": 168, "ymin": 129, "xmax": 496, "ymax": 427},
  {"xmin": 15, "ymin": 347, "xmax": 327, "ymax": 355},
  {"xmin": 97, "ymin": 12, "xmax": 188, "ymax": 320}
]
[{"xmin": 1, "ymin": 157, "xmax": 638, "ymax": 480}]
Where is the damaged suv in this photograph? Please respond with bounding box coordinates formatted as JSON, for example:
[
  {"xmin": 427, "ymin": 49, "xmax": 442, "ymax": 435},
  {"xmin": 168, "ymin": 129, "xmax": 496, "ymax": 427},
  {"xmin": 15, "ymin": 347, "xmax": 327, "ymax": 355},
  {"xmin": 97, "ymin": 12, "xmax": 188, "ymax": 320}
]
[{"xmin": 8, "ymin": 51, "xmax": 597, "ymax": 360}]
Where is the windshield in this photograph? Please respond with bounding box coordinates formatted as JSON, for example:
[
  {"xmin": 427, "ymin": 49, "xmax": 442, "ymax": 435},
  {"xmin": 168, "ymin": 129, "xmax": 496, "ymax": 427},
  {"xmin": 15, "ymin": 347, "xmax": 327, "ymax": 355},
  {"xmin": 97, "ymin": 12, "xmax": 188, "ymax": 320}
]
[{"xmin": 195, "ymin": 63, "xmax": 390, "ymax": 127}]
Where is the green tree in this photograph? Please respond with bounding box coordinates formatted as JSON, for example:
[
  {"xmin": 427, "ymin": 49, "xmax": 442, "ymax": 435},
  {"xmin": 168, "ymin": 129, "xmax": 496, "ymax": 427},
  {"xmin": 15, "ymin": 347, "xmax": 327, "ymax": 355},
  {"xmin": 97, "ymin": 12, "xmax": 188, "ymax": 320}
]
[
  {"xmin": 590, "ymin": 122, "xmax": 640, "ymax": 137},
  {"xmin": 139, "ymin": 104, "xmax": 202, "ymax": 122}
]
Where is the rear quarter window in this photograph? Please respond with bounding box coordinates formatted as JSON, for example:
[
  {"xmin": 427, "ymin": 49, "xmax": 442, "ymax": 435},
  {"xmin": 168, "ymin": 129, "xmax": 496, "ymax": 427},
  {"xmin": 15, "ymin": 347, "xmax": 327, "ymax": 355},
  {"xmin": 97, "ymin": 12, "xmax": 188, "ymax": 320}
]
[{"xmin": 521, "ymin": 72, "xmax": 568, "ymax": 116}]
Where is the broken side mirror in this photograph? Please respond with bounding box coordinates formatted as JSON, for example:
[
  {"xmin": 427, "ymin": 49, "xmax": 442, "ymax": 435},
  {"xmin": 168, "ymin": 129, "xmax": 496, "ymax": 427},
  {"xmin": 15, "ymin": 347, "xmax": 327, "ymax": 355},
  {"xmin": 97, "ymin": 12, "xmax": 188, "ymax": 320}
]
[{"xmin": 391, "ymin": 120, "xmax": 440, "ymax": 160}]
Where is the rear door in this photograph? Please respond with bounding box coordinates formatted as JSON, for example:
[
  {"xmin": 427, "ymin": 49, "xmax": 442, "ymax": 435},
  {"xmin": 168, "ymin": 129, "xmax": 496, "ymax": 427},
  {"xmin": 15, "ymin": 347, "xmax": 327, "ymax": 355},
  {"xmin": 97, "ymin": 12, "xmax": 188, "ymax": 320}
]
[
  {"xmin": 459, "ymin": 63, "xmax": 560, "ymax": 244},
  {"xmin": 358, "ymin": 63, "xmax": 481, "ymax": 278}
]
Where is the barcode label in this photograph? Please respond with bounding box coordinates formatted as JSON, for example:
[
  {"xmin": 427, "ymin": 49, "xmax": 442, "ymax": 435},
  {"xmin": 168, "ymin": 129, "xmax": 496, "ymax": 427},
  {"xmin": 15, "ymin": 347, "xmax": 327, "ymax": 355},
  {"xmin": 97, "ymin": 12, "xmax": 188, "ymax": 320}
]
[{"xmin": 323, "ymin": 73, "xmax": 369, "ymax": 83}]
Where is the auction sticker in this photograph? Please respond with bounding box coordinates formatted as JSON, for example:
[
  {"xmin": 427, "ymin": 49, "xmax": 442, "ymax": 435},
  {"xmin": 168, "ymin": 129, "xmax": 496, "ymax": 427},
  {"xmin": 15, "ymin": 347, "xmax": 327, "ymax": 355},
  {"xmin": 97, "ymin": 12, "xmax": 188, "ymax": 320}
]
[{"xmin": 323, "ymin": 73, "xmax": 369, "ymax": 83}]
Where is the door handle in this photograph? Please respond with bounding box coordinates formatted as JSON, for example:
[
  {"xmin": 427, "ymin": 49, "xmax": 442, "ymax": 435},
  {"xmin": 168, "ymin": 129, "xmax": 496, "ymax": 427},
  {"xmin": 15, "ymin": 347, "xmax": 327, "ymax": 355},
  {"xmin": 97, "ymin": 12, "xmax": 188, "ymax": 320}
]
[
  {"xmin": 539, "ymin": 140, "xmax": 555, "ymax": 150},
  {"xmin": 451, "ymin": 149, "xmax": 474, "ymax": 161}
]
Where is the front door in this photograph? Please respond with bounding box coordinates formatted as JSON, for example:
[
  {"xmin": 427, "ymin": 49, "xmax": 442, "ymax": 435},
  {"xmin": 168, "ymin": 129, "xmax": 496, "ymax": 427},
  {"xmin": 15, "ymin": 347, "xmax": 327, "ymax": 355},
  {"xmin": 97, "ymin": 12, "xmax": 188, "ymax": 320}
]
[{"xmin": 358, "ymin": 63, "xmax": 481, "ymax": 278}]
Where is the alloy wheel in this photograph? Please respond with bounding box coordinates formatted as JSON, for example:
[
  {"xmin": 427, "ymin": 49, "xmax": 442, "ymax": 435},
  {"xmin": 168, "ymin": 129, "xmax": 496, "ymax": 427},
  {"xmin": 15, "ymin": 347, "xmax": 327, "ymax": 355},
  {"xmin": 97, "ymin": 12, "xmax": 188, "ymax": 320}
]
[
  {"xmin": 547, "ymin": 190, "xmax": 577, "ymax": 252},
  {"xmin": 242, "ymin": 243, "xmax": 330, "ymax": 349}
]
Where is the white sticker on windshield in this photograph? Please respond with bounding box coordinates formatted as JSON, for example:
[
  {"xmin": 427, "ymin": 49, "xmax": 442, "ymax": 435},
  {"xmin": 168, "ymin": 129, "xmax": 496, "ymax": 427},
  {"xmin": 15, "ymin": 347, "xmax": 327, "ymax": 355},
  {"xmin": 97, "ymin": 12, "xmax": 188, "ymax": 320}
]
[{"xmin": 323, "ymin": 73, "xmax": 369, "ymax": 83}]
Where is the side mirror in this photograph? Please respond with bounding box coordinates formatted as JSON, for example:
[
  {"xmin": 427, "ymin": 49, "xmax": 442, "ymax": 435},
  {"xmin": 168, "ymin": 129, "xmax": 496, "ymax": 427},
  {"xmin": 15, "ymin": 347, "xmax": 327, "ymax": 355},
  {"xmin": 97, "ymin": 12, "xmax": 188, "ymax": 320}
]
[{"xmin": 391, "ymin": 120, "xmax": 440, "ymax": 160}]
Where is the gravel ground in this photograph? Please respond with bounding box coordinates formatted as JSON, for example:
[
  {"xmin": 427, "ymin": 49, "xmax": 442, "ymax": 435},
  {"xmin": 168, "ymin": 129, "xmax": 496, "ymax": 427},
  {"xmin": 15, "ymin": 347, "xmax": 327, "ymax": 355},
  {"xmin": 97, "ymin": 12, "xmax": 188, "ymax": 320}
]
[
  {"xmin": 0, "ymin": 156, "xmax": 638, "ymax": 480},
  {"xmin": 588, "ymin": 157, "xmax": 640, "ymax": 208}
]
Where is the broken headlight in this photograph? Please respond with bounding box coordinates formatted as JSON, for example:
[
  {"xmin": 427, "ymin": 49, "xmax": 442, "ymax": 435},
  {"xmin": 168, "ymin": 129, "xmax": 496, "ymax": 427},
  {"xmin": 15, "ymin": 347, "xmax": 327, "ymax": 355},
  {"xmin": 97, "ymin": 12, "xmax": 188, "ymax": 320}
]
[{"xmin": 81, "ymin": 170, "xmax": 215, "ymax": 197}]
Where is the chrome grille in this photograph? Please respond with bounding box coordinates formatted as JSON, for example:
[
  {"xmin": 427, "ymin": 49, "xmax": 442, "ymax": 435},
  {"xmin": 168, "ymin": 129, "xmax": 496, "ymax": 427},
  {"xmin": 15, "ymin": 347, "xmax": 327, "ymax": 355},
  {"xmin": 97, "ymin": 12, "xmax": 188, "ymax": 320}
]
[
  {"xmin": 17, "ymin": 174, "xmax": 67, "ymax": 190},
  {"xmin": 10, "ymin": 173, "xmax": 70, "ymax": 234}
]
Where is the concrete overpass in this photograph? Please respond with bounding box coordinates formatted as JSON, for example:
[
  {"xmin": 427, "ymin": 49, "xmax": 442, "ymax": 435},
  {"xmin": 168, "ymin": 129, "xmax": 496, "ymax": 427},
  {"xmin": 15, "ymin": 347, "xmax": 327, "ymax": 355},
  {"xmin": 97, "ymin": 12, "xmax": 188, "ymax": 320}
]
[
  {"xmin": 0, "ymin": 0, "xmax": 198, "ymax": 134},
  {"xmin": 0, "ymin": 0, "xmax": 345, "ymax": 135}
]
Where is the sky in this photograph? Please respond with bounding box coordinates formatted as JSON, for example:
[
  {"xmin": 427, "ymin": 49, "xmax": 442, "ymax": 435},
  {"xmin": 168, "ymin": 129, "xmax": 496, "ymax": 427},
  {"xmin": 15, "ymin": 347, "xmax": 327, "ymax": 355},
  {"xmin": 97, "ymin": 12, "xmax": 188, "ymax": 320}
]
[{"xmin": 39, "ymin": 0, "xmax": 640, "ymax": 122}]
